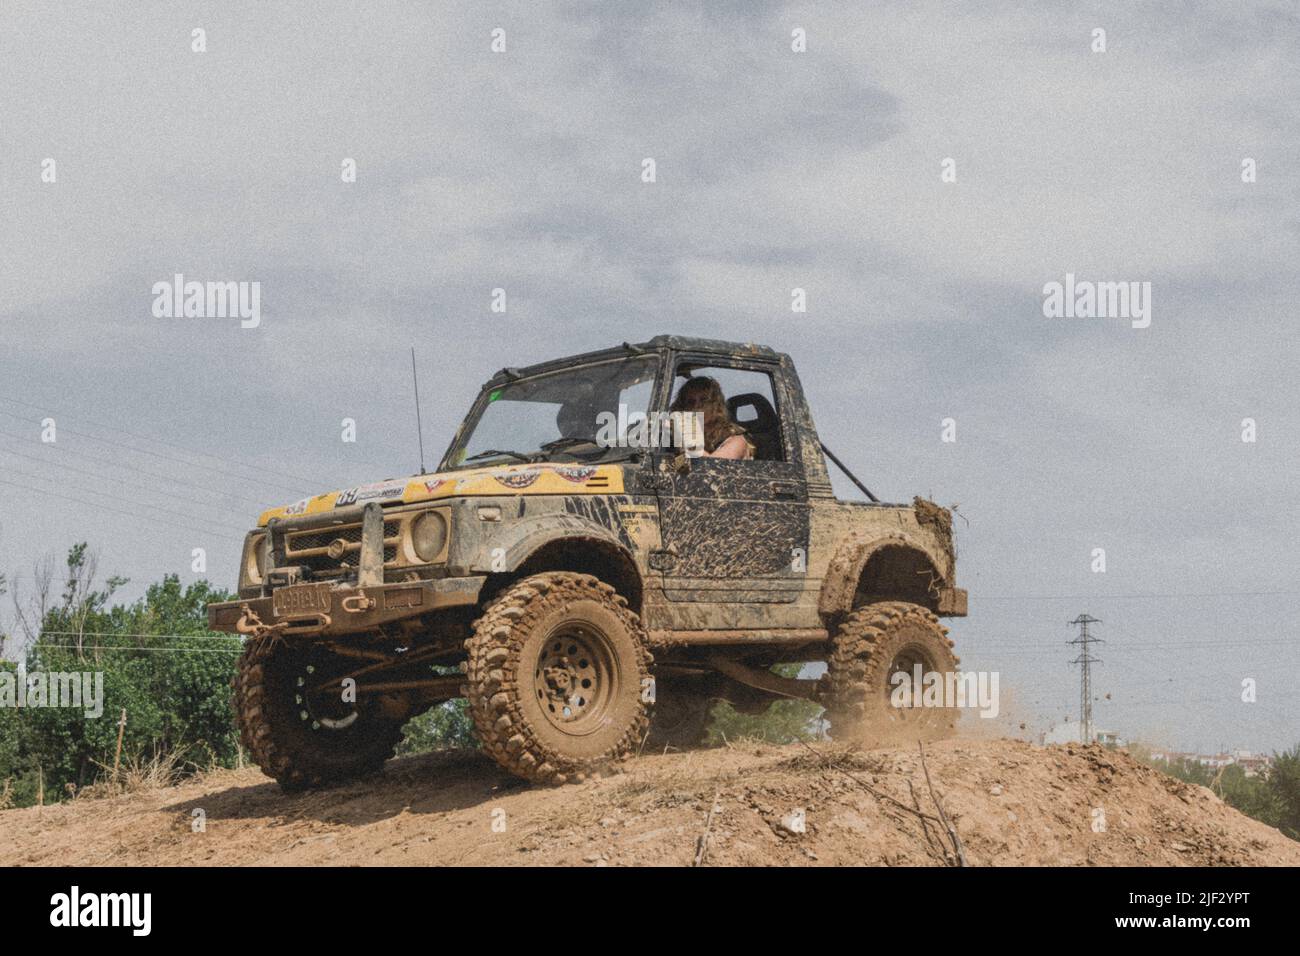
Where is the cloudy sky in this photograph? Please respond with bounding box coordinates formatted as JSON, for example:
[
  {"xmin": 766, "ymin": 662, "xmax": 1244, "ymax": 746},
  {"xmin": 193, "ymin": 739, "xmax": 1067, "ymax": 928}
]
[{"xmin": 2, "ymin": 1, "xmax": 1296, "ymax": 753}]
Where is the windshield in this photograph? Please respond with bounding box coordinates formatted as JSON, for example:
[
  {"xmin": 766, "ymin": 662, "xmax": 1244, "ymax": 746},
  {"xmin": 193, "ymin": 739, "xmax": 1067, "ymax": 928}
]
[{"xmin": 446, "ymin": 355, "xmax": 660, "ymax": 470}]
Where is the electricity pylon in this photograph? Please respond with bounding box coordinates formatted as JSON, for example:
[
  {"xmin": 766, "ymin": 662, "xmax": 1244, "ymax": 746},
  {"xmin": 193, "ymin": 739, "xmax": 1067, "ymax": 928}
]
[{"xmin": 1068, "ymin": 614, "xmax": 1103, "ymax": 744}]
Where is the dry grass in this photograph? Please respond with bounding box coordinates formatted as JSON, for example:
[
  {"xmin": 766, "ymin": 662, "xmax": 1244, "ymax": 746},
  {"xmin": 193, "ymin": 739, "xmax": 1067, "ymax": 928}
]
[
  {"xmin": 609, "ymin": 750, "xmax": 747, "ymax": 810},
  {"xmin": 77, "ymin": 747, "xmax": 194, "ymax": 801},
  {"xmin": 2, "ymin": 738, "xmax": 1298, "ymax": 867}
]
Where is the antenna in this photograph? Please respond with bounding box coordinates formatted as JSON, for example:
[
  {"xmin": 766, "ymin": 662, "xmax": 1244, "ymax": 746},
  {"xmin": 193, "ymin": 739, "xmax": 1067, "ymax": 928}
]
[{"xmin": 411, "ymin": 347, "xmax": 427, "ymax": 475}]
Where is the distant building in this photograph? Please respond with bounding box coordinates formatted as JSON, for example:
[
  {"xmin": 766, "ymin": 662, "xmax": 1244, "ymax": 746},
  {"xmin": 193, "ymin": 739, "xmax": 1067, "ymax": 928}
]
[
  {"xmin": 1145, "ymin": 749, "xmax": 1273, "ymax": 778},
  {"xmin": 1040, "ymin": 721, "xmax": 1124, "ymax": 747},
  {"xmin": 1230, "ymin": 750, "xmax": 1273, "ymax": 777}
]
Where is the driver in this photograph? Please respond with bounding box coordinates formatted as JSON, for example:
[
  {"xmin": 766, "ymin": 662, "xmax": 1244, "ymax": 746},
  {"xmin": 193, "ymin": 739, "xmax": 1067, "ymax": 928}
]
[{"xmin": 669, "ymin": 377, "xmax": 755, "ymax": 460}]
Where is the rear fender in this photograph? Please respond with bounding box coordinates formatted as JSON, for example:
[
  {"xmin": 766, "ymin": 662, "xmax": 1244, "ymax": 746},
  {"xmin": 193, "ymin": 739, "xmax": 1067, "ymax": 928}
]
[{"xmin": 818, "ymin": 532, "xmax": 951, "ymax": 620}]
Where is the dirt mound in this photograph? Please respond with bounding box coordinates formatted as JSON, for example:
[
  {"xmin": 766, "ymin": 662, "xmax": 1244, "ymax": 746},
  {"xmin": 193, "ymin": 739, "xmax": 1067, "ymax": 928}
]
[{"xmin": 1, "ymin": 738, "xmax": 1295, "ymax": 866}]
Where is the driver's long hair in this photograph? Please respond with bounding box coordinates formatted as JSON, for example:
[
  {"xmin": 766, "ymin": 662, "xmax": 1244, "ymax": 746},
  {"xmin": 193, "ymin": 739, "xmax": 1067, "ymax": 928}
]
[{"xmin": 670, "ymin": 376, "xmax": 739, "ymax": 452}]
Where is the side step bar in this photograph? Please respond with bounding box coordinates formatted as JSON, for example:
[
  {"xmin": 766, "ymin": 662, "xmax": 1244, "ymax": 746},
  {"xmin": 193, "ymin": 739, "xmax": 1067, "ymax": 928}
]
[{"xmin": 646, "ymin": 627, "xmax": 828, "ymax": 647}]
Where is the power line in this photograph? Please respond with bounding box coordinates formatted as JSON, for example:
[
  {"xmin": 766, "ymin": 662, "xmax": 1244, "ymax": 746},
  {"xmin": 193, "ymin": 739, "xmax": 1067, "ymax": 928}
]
[
  {"xmin": 0, "ymin": 427, "xmax": 271, "ymax": 510},
  {"xmin": 0, "ymin": 463, "xmax": 248, "ymax": 536},
  {"xmin": 1041, "ymin": 619, "xmax": 1298, "ymax": 749},
  {"xmin": 0, "ymin": 394, "xmax": 321, "ymax": 487},
  {"xmin": 982, "ymin": 590, "xmax": 1297, "ymax": 601},
  {"xmin": 0, "ymin": 477, "xmax": 243, "ymax": 544},
  {"xmin": 0, "ymin": 409, "xmax": 309, "ymax": 497},
  {"xmin": 0, "ymin": 450, "xmax": 254, "ymax": 530},
  {"xmin": 37, "ymin": 631, "xmax": 242, "ymax": 642},
  {"xmin": 31, "ymin": 644, "xmax": 241, "ymax": 655},
  {"xmin": 1094, "ymin": 622, "xmax": 1295, "ymax": 722},
  {"xmin": 977, "ymin": 638, "xmax": 1296, "ymax": 651}
]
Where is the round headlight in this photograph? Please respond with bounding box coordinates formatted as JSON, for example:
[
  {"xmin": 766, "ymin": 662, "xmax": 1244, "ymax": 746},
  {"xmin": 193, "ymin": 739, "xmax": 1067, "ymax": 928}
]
[
  {"xmin": 411, "ymin": 511, "xmax": 448, "ymax": 563},
  {"xmin": 245, "ymin": 533, "xmax": 268, "ymax": 585}
]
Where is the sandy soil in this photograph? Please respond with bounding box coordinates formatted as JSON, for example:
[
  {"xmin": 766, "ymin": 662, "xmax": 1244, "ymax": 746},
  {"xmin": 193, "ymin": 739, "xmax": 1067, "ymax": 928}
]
[{"xmin": 2, "ymin": 738, "xmax": 1296, "ymax": 866}]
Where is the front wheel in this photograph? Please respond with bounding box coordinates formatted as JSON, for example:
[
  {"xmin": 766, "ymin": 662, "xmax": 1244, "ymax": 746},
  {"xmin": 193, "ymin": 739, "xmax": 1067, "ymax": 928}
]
[
  {"xmin": 232, "ymin": 638, "xmax": 406, "ymax": 791},
  {"xmin": 464, "ymin": 572, "xmax": 653, "ymax": 785}
]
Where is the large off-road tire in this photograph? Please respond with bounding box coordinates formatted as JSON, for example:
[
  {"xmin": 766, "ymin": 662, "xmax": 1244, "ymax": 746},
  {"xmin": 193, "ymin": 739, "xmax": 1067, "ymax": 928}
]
[
  {"xmin": 232, "ymin": 637, "xmax": 406, "ymax": 792},
  {"xmin": 464, "ymin": 572, "xmax": 652, "ymax": 785},
  {"xmin": 820, "ymin": 601, "xmax": 960, "ymax": 744},
  {"xmin": 645, "ymin": 674, "xmax": 717, "ymax": 751}
]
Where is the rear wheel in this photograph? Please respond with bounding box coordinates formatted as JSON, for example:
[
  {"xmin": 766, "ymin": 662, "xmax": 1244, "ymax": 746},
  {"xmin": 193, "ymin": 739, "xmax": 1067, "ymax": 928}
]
[
  {"xmin": 232, "ymin": 638, "xmax": 406, "ymax": 791},
  {"xmin": 820, "ymin": 601, "xmax": 959, "ymax": 744},
  {"xmin": 464, "ymin": 572, "xmax": 652, "ymax": 784}
]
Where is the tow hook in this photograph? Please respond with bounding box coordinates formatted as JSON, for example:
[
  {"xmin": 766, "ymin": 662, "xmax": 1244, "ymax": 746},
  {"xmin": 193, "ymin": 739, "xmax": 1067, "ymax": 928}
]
[
  {"xmin": 235, "ymin": 604, "xmax": 289, "ymax": 640},
  {"xmin": 341, "ymin": 593, "xmax": 376, "ymax": 614},
  {"xmin": 234, "ymin": 604, "xmax": 265, "ymax": 635}
]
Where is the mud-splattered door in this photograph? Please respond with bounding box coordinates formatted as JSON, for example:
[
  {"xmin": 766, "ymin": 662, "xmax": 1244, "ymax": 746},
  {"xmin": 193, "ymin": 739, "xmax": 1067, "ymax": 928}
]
[{"xmin": 655, "ymin": 457, "xmax": 809, "ymax": 605}]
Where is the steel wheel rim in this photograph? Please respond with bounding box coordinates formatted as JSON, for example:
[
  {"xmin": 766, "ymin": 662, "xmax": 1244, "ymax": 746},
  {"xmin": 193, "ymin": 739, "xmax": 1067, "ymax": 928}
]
[
  {"xmin": 295, "ymin": 663, "xmax": 360, "ymax": 732},
  {"xmin": 534, "ymin": 622, "xmax": 617, "ymax": 735}
]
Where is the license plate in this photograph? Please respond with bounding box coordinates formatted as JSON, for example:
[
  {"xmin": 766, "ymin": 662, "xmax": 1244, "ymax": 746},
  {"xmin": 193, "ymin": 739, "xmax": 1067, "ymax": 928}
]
[{"xmin": 272, "ymin": 583, "xmax": 333, "ymax": 618}]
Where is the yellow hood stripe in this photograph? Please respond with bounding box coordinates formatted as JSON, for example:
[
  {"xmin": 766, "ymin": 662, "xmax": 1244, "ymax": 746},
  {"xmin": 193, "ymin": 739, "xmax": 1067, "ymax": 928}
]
[{"xmin": 257, "ymin": 463, "xmax": 624, "ymax": 526}]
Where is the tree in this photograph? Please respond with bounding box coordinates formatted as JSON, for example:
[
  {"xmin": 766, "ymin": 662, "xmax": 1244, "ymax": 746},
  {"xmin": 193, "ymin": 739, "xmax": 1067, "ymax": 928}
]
[
  {"xmin": 707, "ymin": 665, "xmax": 823, "ymax": 744},
  {"xmin": 1214, "ymin": 763, "xmax": 1281, "ymax": 827},
  {"xmin": 398, "ymin": 699, "xmax": 477, "ymax": 754},
  {"xmin": 1132, "ymin": 744, "xmax": 1299, "ymax": 842},
  {"xmin": 0, "ymin": 543, "xmax": 240, "ymax": 806},
  {"xmin": 1268, "ymin": 744, "xmax": 1300, "ymax": 840}
]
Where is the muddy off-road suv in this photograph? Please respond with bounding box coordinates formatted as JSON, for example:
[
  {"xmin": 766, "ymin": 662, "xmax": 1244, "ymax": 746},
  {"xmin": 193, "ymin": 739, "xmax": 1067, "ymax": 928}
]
[{"xmin": 208, "ymin": 336, "xmax": 967, "ymax": 789}]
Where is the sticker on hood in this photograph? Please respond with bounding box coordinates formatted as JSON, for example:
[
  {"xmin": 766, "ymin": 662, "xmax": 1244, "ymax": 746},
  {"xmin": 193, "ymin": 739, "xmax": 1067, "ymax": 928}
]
[
  {"xmin": 494, "ymin": 470, "xmax": 541, "ymax": 489},
  {"xmin": 550, "ymin": 465, "xmax": 596, "ymax": 483},
  {"xmin": 335, "ymin": 479, "xmax": 408, "ymax": 507}
]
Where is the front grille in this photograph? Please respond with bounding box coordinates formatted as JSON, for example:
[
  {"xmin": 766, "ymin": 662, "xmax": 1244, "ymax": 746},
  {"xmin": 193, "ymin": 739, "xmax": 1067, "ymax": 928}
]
[
  {"xmin": 295, "ymin": 545, "xmax": 399, "ymax": 576},
  {"xmin": 283, "ymin": 519, "xmax": 402, "ymax": 578},
  {"xmin": 286, "ymin": 520, "xmax": 399, "ymax": 554},
  {"xmin": 289, "ymin": 525, "xmax": 365, "ymax": 551}
]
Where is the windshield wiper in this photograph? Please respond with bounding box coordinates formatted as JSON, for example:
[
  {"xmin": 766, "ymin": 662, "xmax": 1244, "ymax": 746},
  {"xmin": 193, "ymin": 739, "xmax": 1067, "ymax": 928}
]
[
  {"xmin": 464, "ymin": 449, "xmax": 535, "ymax": 464},
  {"xmin": 536, "ymin": 436, "xmax": 617, "ymax": 463},
  {"xmin": 538, "ymin": 436, "xmax": 599, "ymax": 452}
]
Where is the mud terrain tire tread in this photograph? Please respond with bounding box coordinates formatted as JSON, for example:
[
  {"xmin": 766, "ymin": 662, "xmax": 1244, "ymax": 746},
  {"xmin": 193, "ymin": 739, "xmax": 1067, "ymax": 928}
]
[
  {"xmin": 232, "ymin": 637, "xmax": 404, "ymax": 792},
  {"xmin": 820, "ymin": 600, "xmax": 960, "ymax": 741},
  {"xmin": 465, "ymin": 572, "xmax": 652, "ymax": 785}
]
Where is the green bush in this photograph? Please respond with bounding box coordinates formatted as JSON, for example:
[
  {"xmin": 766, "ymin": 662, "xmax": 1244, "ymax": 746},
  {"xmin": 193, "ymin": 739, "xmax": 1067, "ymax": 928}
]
[
  {"xmin": 1133, "ymin": 743, "xmax": 1300, "ymax": 841},
  {"xmin": 0, "ymin": 544, "xmax": 240, "ymax": 806}
]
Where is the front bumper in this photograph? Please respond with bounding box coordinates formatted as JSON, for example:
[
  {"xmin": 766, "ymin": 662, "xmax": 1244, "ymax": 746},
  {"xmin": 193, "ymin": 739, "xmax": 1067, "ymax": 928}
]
[
  {"xmin": 207, "ymin": 575, "xmax": 486, "ymax": 637},
  {"xmin": 937, "ymin": 586, "xmax": 968, "ymax": 617}
]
